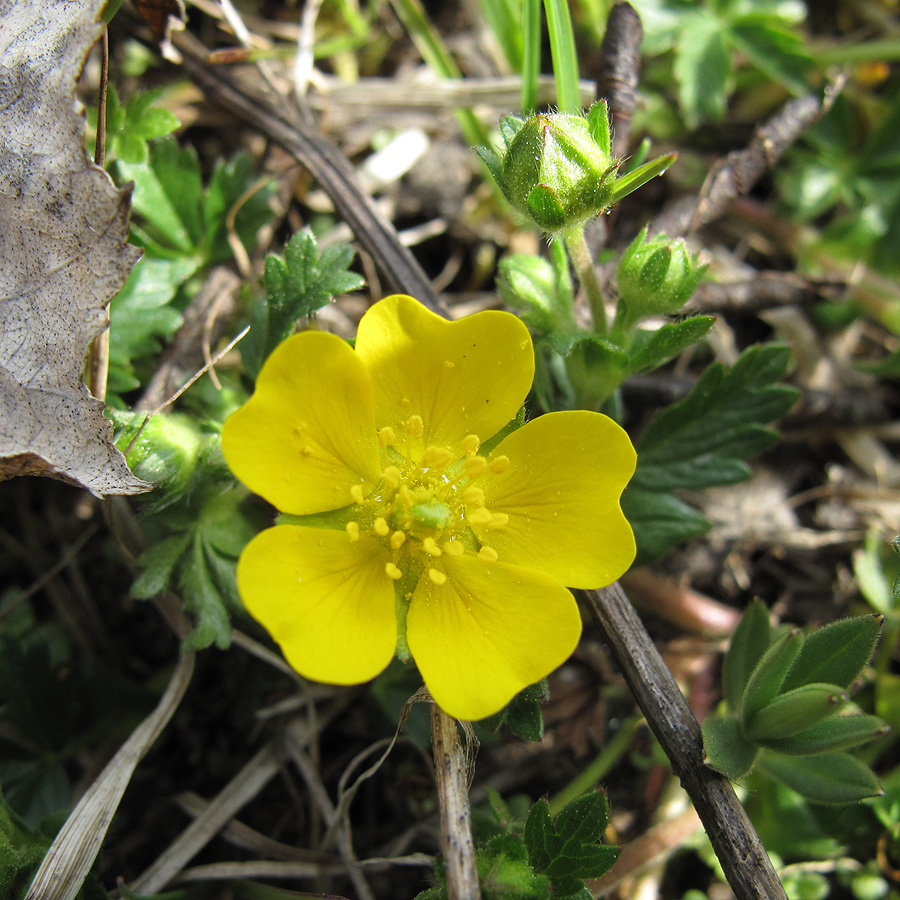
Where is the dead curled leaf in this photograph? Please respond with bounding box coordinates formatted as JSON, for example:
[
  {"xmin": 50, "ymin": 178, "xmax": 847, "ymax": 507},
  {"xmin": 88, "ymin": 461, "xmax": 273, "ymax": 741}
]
[{"xmin": 0, "ymin": 0, "xmax": 151, "ymax": 495}]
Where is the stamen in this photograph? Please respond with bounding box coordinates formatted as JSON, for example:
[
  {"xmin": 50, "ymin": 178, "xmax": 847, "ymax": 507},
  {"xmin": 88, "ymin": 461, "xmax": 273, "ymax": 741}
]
[
  {"xmin": 463, "ymin": 486, "xmax": 485, "ymax": 506},
  {"xmin": 350, "ymin": 484, "xmax": 365, "ymax": 504},
  {"xmin": 399, "ymin": 485, "xmax": 414, "ymax": 507},
  {"xmin": 443, "ymin": 540, "xmax": 465, "ymax": 557},
  {"xmin": 385, "ymin": 562, "xmax": 403, "ymax": 580},
  {"xmin": 462, "ymin": 434, "xmax": 480, "ymax": 456},
  {"xmin": 390, "ymin": 531, "xmax": 407, "ymax": 550},
  {"xmin": 422, "ymin": 537, "xmax": 443, "ymax": 556},
  {"xmin": 406, "ymin": 415, "xmax": 424, "ymax": 436},
  {"xmin": 478, "ymin": 546, "xmax": 499, "ymax": 562},
  {"xmin": 421, "ymin": 446, "xmax": 452, "ymax": 468},
  {"xmin": 374, "ymin": 517, "xmax": 390, "ymax": 536},
  {"xmin": 378, "ymin": 426, "xmax": 396, "ymax": 448},
  {"xmin": 428, "ymin": 568, "xmax": 447, "ymax": 585},
  {"xmin": 486, "ymin": 512, "xmax": 509, "ymax": 530},
  {"xmin": 382, "ymin": 465, "xmax": 401, "ymax": 488},
  {"xmin": 345, "ymin": 521, "xmax": 360, "ymax": 542},
  {"xmin": 467, "ymin": 507, "xmax": 493, "ymax": 526},
  {"xmin": 464, "ymin": 456, "xmax": 488, "ymax": 479},
  {"xmin": 489, "ymin": 455, "xmax": 510, "ymax": 474}
]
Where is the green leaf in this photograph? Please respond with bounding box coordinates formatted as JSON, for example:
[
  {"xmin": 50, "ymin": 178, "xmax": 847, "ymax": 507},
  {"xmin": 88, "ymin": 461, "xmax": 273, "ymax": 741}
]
[
  {"xmin": 107, "ymin": 256, "xmax": 197, "ymax": 394},
  {"xmin": 483, "ymin": 680, "xmax": 547, "ymax": 741},
  {"xmin": 179, "ymin": 534, "xmax": 233, "ymax": 652},
  {"xmin": 632, "ymin": 345, "xmax": 797, "ymax": 492},
  {"xmin": 740, "ymin": 628, "xmax": 804, "ymax": 725},
  {"xmin": 745, "ymin": 683, "xmax": 848, "ymax": 741},
  {"xmin": 674, "ymin": 15, "xmax": 730, "ymax": 126},
  {"xmin": 497, "ymin": 254, "xmax": 563, "ymax": 332},
  {"xmin": 132, "ymin": 533, "xmax": 192, "ymax": 599},
  {"xmin": 765, "ymin": 714, "xmax": 888, "ymax": 756},
  {"xmin": 114, "ymin": 88, "xmax": 181, "ymax": 164},
  {"xmin": 525, "ymin": 793, "xmax": 619, "ymax": 893},
  {"xmin": 608, "ymin": 153, "xmax": 676, "ymax": 206},
  {"xmin": 722, "ymin": 600, "xmax": 771, "ymax": 711},
  {"xmin": 780, "ymin": 615, "xmax": 883, "ymax": 691},
  {"xmin": 730, "ymin": 15, "xmax": 811, "ymax": 96},
  {"xmin": 245, "ymin": 228, "xmax": 365, "ymax": 377},
  {"xmin": 620, "ymin": 486, "xmax": 711, "ymax": 566},
  {"xmin": 702, "ymin": 714, "xmax": 760, "ymax": 780},
  {"xmin": 627, "ymin": 316, "xmax": 715, "ymax": 374},
  {"xmin": 118, "ymin": 136, "xmax": 204, "ymax": 254},
  {"xmin": 759, "ymin": 751, "xmax": 882, "ymax": 804}
]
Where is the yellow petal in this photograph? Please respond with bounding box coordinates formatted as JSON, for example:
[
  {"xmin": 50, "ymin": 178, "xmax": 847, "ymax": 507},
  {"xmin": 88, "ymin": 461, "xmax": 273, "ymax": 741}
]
[
  {"xmin": 475, "ymin": 410, "xmax": 636, "ymax": 589},
  {"xmin": 406, "ymin": 556, "xmax": 581, "ymax": 720},
  {"xmin": 354, "ymin": 294, "xmax": 534, "ymax": 456},
  {"xmin": 237, "ymin": 525, "xmax": 396, "ymax": 685},
  {"xmin": 222, "ymin": 331, "xmax": 382, "ymax": 514}
]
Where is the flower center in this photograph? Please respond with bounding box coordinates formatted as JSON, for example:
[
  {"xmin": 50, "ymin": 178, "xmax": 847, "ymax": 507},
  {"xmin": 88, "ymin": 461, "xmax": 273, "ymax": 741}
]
[{"xmin": 344, "ymin": 416, "xmax": 510, "ymax": 583}]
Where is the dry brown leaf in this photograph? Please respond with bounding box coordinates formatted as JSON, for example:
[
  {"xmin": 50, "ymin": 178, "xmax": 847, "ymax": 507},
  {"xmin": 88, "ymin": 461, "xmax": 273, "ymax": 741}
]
[{"xmin": 0, "ymin": 0, "xmax": 151, "ymax": 495}]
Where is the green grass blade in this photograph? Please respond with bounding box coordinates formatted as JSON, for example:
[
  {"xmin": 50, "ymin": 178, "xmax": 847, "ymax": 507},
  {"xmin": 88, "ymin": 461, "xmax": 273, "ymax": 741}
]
[
  {"xmin": 522, "ymin": 0, "xmax": 542, "ymax": 113},
  {"xmin": 543, "ymin": 0, "xmax": 581, "ymax": 112}
]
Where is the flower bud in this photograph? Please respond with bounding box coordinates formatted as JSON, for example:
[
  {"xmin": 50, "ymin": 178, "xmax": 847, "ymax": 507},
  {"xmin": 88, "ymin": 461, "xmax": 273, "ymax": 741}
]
[
  {"xmin": 616, "ymin": 228, "xmax": 705, "ymax": 321},
  {"xmin": 477, "ymin": 102, "xmax": 618, "ymax": 233}
]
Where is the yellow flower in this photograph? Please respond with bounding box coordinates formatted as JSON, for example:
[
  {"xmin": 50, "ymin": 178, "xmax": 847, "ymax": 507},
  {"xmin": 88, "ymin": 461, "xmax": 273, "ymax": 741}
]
[{"xmin": 222, "ymin": 294, "xmax": 636, "ymax": 720}]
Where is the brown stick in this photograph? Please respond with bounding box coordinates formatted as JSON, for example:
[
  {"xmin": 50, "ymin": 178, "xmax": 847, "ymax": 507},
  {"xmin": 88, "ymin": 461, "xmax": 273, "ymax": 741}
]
[
  {"xmin": 584, "ymin": 582, "xmax": 788, "ymax": 900},
  {"xmin": 598, "ymin": 2, "xmax": 643, "ymax": 159},
  {"xmin": 431, "ymin": 706, "xmax": 481, "ymax": 900},
  {"xmin": 166, "ymin": 27, "xmax": 444, "ymax": 315}
]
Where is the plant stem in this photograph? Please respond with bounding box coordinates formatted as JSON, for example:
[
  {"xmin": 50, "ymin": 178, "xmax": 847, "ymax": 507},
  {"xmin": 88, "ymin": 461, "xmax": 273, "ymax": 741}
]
[
  {"xmin": 431, "ymin": 705, "xmax": 481, "ymax": 900},
  {"xmin": 563, "ymin": 224, "xmax": 608, "ymax": 334}
]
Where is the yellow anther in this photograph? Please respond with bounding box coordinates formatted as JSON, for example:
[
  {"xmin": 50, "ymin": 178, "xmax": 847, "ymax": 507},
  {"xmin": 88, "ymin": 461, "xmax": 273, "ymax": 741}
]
[
  {"xmin": 406, "ymin": 415, "xmax": 424, "ymax": 436},
  {"xmin": 443, "ymin": 540, "xmax": 465, "ymax": 556},
  {"xmin": 390, "ymin": 531, "xmax": 407, "ymax": 550},
  {"xmin": 350, "ymin": 484, "xmax": 365, "ymax": 504},
  {"xmin": 399, "ymin": 484, "xmax": 414, "ymax": 507},
  {"xmin": 378, "ymin": 426, "xmax": 396, "ymax": 448},
  {"xmin": 489, "ymin": 455, "xmax": 510, "ymax": 474},
  {"xmin": 345, "ymin": 521, "xmax": 360, "ymax": 542},
  {"xmin": 467, "ymin": 507, "xmax": 493, "ymax": 526},
  {"xmin": 423, "ymin": 537, "xmax": 443, "ymax": 556},
  {"xmin": 464, "ymin": 456, "xmax": 488, "ymax": 479},
  {"xmin": 428, "ymin": 568, "xmax": 448, "ymax": 585},
  {"xmin": 486, "ymin": 512, "xmax": 509, "ymax": 530},
  {"xmin": 463, "ymin": 486, "xmax": 485, "ymax": 507},
  {"xmin": 462, "ymin": 434, "xmax": 480, "ymax": 456},
  {"xmin": 385, "ymin": 562, "xmax": 403, "ymax": 580},
  {"xmin": 374, "ymin": 517, "xmax": 390, "ymax": 536},
  {"xmin": 382, "ymin": 465, "xmax": 401, "ymax": 488},
  {"xmin": 421, "ymin": 446, "xmax": 452, "ymax": 468},
  {"xmin": 478, "ymin": 546, "xmax": 499, "ymax": 563}
]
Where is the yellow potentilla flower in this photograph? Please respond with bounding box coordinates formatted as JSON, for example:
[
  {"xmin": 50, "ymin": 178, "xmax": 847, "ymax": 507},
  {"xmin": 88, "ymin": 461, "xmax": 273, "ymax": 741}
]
[{"xmin": 222, "ymin": 294, "xmax": 636, "ymax": 720}]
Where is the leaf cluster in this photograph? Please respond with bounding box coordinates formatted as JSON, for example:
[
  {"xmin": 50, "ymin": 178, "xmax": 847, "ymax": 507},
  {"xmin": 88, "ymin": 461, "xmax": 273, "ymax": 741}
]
[
  {"xmin": 702, "ymin": 601, "xmax": 887, "ymax": 804},
  {"xmin": 418, "ymin": 790, "xmax": 618, "ymax": 900},
  {"xmin": 242, "ymin": 228, "xmax": 366, "ymax": 378},
  {"xmin": 638, "ymin": 0, "xmax": 811, "ymax": 127},
  {"xmin": 111, "ymin": 411, "xmax": 265, "ymax": 651},
  {"xmin": 623, "ymin": 343, "xmax": 797, "ymax": 563}
]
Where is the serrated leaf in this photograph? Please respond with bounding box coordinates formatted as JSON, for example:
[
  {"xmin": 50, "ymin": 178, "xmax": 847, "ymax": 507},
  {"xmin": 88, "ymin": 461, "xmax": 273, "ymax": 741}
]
[
  {"xmin": 620, "ymin": 486, "xmax": 711, "ymax": 566},
  {"xmin": 702, "ymin": 715, "xmax": 759, "ymax": 780},
  {"xmin": 722, "ymin": 600, "xmax": 771, "ymax": 711},
  {"xmin": 780, "ymin": 616, "xmax": 882, "ymax": 692},
  {"xmin": 525, "ymin": 793, "xmax": 618, "ymax": 888},
  {"xmin": 628, "ymin": 316, "xmax": 715, "ymax": 374},
  {"xmin": 729, "ymin": 15, "xmax": 811, "ymax": 96},
  {"xmin": 179, "ymin": 535, "xmax": 232, "ymax": 651},
  {"xmin": 759, "ymin": 751, "xmax": 882, "ymax": 804},
  {"xmin": 132, "ymin": 533, "xmax": 191, "ymax": 599}
]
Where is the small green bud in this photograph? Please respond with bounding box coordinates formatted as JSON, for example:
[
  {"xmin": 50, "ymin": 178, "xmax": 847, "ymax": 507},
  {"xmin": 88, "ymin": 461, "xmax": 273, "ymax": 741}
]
[
  {"xmin": 477, "ymin": 102, "xmax": 618, "ymax": 233},
  {"xmin": 617, "ymin": 227, "xmax": 705, "ymax": 322}
]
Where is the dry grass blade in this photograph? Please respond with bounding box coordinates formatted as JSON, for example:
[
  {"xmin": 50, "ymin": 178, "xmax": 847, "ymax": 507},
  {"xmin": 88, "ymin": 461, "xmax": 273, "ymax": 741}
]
[
  {"xmin": 24, "ymin": 651, "xmax": 195, "ymax": 900},
  {"xmin": 129, "ymin": 741, "xmax": 284, "ymax": 895}
]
